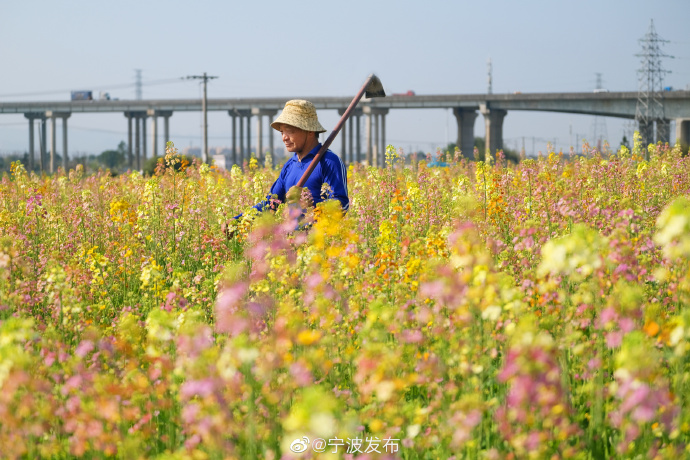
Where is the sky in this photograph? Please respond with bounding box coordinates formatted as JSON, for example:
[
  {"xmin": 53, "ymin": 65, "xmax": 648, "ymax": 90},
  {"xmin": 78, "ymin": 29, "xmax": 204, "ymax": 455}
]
[{"xmin": 1, "ymin": 0, "xmax": 689, "ymax": 159}]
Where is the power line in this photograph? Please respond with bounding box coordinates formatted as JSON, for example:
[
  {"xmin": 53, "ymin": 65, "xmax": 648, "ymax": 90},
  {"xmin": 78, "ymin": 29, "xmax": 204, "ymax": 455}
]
[{"xmin": 0, "ymin": 78, "xmax": 186, "ymax": 99}]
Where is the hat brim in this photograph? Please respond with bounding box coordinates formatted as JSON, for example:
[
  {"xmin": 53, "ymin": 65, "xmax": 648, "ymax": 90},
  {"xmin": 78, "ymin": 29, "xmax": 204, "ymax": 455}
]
[
  {"xmin": 271, "ymin": 118, "xmax": 326, "ymax": 134},
  {"xmin": 270, "ymin": 103, "xmax": 327, "ymax": 133}
]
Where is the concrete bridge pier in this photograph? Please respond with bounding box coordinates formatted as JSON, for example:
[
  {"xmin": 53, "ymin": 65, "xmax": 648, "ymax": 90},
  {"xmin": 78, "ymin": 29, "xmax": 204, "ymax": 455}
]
[
  {"xmin": 141, "ymin": 114, "xmax": 148, "ymax": 166},
  {"xmin": 338, "ymin": 108, "xmax": 347, "ymax": 165},
  {"xmin": 125, "ymin": 111, "xmax": 147, "ymax": 171},
  {"xmin": 349, "ymin": 112, "xmax": 356, "ymax": 165},
  {"xmin": 235, "ymin": 109, "xmax": 251, "ymax": 167},
  {"xmin": 245, "ymin": 112, "xmax": 252, "ymax": 161},
  {"xmin": 480, "ymin": 105, "xmax": 507, "ymax": 160},
  {"xmin": 676, "ymin": 119, "xmax": 690, "ymax": 146},
  {"xmin": 378, "ymin": 109, "xmax": 389, "ymax": 167},
  {"xmin": 147, "ymin": 110, "xmax": 173, "ymax": 159},
  {"xmin": 252, "ymin": 108, "xmax": 277, "ymax": 163},
  {"xmin": 163, "ymin": 112, "xmax": 171, "ymax": 153},
  {"xmin": 40, "ymin": 118, "xmax": 47, "ymax": 171},
  {"xmin": 45, "ymin": 111, "xmax": 71, "ymax": 173},
  {"xmin": 337, "ymin": 107, "xmax": 363, "ymax": 166},
  {"xmin": 238, "ymin": 111, "xmax": 244, "ymax": 166},
  {"xmin": 637, "ymin": 120, "xmax": 653, "ymax": 146},
  {"xmin": 365, "ymin": 109, "xmax": 372, "ymax": 165},
  {"xmin": 229, "ymin": 110, "xmax": 238, "ymax": 166},
  {"xmin": 148, "ymin": 110, "xmax": 158, "ymax": 160},
  {"xmin": 363, "ymin": 106, "xmax": 388, "ymax": 167},
  {"xmin": 135, "ymin": 116, "xmax": 141, "ymax": 170},
  {"xmin": 356, "ymin": 112, "xmax": 362, "ymax": 164},
  {"xmin": 125, "ymin": 113, "xmax": 133, "ymax": 168},
  {"xmin": 24, "ymin": 112, "xmax": 46, "ymax": 172},
  {"xmin": 452, "ymin": 108, "xmax": 478, "ymax": 159},
  {"xmin": 657, "ymin": 119, "xmax": 670, "ymax": 144}
]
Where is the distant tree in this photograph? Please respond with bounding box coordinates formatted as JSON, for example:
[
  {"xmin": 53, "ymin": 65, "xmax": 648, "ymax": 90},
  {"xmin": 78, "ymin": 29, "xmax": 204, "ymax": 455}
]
[
  {"xmin": 473, "ymin": 137, "xmax": 487, "ymax": 160},
  {"xmin": 143, "ymin": 157, "xmax": 159, "ymax": 176},
  {"xmin": 620, "ymin": 135, "xmax": 630, "ymax": 151},
  {"xmin": 500, "ymin": 147, "xmax": 520, "ymax": 164},
  {"xmin": 117, "ymin": 141, "xmax": 127, "ymax": 156},
  {"xmin": 0, "ymin": 153, "xmax": 29, "ymax": 174},
  {"xmin": 99, "ymin": 149, "xmax": 125, "ymax": 169}
]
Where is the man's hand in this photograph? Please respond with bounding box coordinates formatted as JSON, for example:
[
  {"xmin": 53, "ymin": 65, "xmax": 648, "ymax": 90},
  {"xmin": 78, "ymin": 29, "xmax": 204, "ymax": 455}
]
[{"xmin": 286, "ymin": 186, "xmax": 305, "ymax": 205}]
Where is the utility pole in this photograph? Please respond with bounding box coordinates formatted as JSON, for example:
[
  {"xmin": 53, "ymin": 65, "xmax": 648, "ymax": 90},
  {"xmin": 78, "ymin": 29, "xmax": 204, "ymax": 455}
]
[
  {"xmin": 135, "ymin": 69, "xmax": 142, "ymax": 100},
  {"xmin": 186, "ymin": 72, "xmax": 218, "ymax": 163},
  {"xmin": 591, "ymin": 73, "xmax": 608, "ymax": 150},
  {"xmin": 487, "ymin": 58, "xmax": 493, "ymax": 94}
]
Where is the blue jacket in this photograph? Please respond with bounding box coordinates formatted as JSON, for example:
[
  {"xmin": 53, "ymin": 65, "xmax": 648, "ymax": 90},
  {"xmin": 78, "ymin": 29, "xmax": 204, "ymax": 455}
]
[{"xmin": 250, "ymin": 143, "xmax": 349, "ymax": 214}]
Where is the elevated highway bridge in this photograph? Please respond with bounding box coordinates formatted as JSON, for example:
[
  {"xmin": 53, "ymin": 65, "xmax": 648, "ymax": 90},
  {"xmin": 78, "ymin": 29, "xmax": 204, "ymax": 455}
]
[{"xmin": 2, "ymin": 91, "xmax": 689, "ymax": 171}]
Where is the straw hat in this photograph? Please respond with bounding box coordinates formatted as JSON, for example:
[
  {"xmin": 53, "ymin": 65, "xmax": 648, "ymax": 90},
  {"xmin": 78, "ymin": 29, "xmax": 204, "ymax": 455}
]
[{"xmin": 271, "ymin": 99, "xmax": 326, "ymax": 133}]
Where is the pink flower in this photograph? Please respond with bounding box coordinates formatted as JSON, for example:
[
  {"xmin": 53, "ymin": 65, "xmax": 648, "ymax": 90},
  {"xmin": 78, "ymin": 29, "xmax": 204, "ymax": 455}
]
[
  {"xmin": 44, "ymin": 352, "xmax": 56, "ymax": 367},
  {"xmin": 587, "ymin": 357, "xmax": 601, "ymax": 370},
  {"xmin": 75, "ymin": 340, "xmax": 94, "ymax": 358},
  {"xmin": 606, "ymin": 331, "xmax": 623, "ymax": 348},
  {"xmin": 61, "ymin": 375, "xmax": 82, "ymax": 395},
  {"xmin": 401, "ymin": 329, "xmax": 423, "ymax": 343},
  {"xmin": 598, "ymin": 307, "xmax": 617, "ymax": 326},
  {"xmin": 619, "ymin": 317, "xmax": 635, "ymax": 333},
  {"xmin": 182, "ymin": 403, "xmax": 200, "ymax": 424},
  {"xmin": 180, "ymin": 378, "xmax": 215, "ymax": 399},
  {"xmin": 215, "ymin": 282, "xmax": 248, "ymax": 334},
  {"xmin": 525, "ymin": 431, "xmax": 541, "ymax": 451},
  {"xmin": 289, "ymin": 361, "xmax": 314, "ymax": 387},
  {"xmin": 184, "ymin": 434, "xmax": 202, "ymax": 450},
  {"xmin": 632, "ymin": 405, "xmax": 656, "ymax": 423},
  {"xmin": 176, "ymin": 325, "xmax": 214, "ymax": 358},
  {"xmin": 451, "ymin": 409, "xmax": 482, "ymax": 446},
  {"xmin": 419, "ymin": 280, "xmax": 445, "ymax": 299}
]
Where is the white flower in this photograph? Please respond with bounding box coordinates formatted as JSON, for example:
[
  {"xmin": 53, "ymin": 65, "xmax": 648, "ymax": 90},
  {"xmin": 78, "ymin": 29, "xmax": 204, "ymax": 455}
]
[{"xmin": 481, "ymin": 305, "xmax": 502, "ymax": 322}]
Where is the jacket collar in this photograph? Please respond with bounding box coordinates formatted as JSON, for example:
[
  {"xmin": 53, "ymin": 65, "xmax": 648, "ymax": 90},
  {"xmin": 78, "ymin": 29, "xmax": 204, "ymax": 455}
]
[{"xmin": 294, "ymin": 143, "xmax": 322, "ymax": 163}]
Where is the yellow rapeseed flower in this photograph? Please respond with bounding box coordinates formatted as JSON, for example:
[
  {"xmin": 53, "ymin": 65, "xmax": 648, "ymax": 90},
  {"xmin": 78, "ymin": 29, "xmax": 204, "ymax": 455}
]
[{"xmin": 297, "ymin": 330, "xmax": 322, "ymax": 346}]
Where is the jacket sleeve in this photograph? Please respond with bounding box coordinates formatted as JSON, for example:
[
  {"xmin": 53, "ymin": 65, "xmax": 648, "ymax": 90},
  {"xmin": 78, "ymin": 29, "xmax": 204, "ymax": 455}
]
[
  {"xmin": 321, "ymin": 153, "xmax": 349, "ymax": 212},
  {"xmin": 233, "ymin": 163, "xmax": 290, "ymax": 219}
]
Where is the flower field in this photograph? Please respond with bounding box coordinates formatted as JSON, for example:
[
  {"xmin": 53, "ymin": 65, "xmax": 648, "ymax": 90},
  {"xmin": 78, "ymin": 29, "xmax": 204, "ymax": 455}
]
[{"xmin": 1, "ymin": 137, "xmax": 690, "ymax": 459}]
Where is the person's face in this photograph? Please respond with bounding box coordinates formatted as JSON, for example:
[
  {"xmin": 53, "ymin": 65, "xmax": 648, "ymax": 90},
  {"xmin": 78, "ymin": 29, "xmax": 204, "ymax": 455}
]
[{"xmin": 279, "ymin": 124, "xmax": 311, "ymax": 153}]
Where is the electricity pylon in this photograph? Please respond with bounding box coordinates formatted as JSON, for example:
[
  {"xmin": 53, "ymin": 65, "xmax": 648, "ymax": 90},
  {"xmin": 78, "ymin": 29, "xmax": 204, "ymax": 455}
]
[{"xmin": 635, "ymin": 19, "xmax": 672, "ymax": 147}]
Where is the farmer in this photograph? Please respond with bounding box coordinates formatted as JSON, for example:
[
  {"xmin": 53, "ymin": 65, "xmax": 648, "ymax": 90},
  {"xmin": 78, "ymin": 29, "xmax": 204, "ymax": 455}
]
[{"xmin": 224, "ymin": 100, "xmax": 349, "ymax": 235}]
